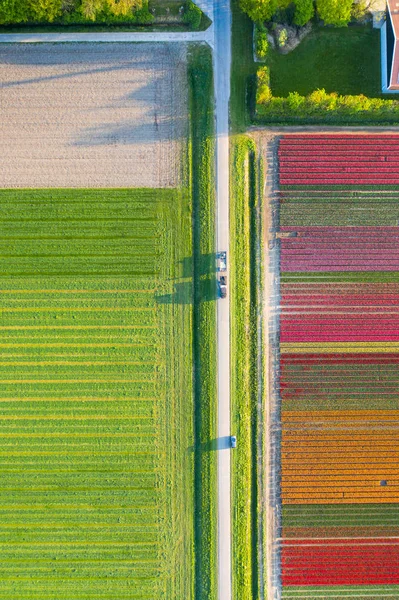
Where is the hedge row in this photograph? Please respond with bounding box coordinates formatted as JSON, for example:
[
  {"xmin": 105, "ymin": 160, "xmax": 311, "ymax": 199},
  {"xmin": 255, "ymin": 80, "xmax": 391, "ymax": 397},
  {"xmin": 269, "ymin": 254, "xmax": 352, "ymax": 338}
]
[{"xmin": 256, "ymin": 67, "xmax": 399, "ymax": 124}]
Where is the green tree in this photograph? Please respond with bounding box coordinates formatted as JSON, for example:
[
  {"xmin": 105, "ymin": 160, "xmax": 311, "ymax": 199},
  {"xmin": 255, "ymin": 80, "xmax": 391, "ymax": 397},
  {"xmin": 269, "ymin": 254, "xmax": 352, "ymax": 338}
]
[
  {"xmin": 28, "ymin": 0, "xmax": 62, "ymax": 21},
  {"xmin": 0, "ymin": 0, "xmax": 29, "ymax": 24},
  {"xmin": 316, "ymin": 0, "xmax": 352, "ymax": 26},
  {"xmin": 80, "ymin": 0, "xmax": 104, "ymax": 20},
  {"xmin": 287, "ymin": 91, "xmax": 306, "ymax": 110},
  {"xmin": 183, "ymin": 0, "xmax": 202, "ymax": 30},
  {"xmin": 106, "ymin": 0, "xmax": 142, "ymax": 17},
  {"xmin": 239, "ymin": 0, "xmax": 279, "ymax": 22},
  {"xmin": 294, "ymin": 0, "xmax": 314, "ymax": 26}
]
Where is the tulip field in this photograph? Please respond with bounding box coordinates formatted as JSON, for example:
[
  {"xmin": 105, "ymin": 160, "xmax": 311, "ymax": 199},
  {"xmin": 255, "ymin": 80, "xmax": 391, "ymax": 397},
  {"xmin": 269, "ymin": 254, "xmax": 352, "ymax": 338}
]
[
  {"xmin": 277, "ymin": 134, "xmax": 399, "ymax": 597},
  {"xmin": 0, "ymin": 188, "xmax": 195, "ymax": 599}
]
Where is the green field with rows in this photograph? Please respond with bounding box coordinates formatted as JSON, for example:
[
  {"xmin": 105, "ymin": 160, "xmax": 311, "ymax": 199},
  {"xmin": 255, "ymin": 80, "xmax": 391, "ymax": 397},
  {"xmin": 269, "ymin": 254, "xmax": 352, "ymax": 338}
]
[{"xmin": 0, "ymin": 188, "xmax": 195, "ymax": 599}]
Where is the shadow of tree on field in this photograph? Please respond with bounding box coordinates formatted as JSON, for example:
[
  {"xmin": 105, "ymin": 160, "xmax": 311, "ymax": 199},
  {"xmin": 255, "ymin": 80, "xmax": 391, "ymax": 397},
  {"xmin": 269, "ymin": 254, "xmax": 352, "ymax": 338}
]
[
  {"xmin": 156, "ymin": 253, "xmax": 218, "ymax": 304},
  {"xmin": 0, "ymin": 44, "xmax": 189, "ymax": 147},
  {"xmin": 181, "ymin": 253, "xmax": 217, "ymax": 277}
]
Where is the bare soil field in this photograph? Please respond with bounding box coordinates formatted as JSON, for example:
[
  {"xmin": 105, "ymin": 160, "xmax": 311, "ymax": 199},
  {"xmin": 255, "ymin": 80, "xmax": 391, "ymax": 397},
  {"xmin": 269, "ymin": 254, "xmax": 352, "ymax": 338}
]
[{"xmin": 0, "ymin": 43, "xmax": 188, "ymax": 188}]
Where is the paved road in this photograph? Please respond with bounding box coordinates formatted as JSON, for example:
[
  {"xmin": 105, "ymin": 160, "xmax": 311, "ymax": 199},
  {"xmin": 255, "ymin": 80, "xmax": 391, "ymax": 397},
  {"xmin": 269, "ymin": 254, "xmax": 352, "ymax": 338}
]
[
  {"xmin": 213, "ymin": 1, "xmax": 232, "ymax": 599},
  {"xmin": 0, "ymin": 10, "xmax": 233, "ymax": 600},
  {"xmin": 0, "ymin": 30, "xmax": 214, "ymax": 45}
]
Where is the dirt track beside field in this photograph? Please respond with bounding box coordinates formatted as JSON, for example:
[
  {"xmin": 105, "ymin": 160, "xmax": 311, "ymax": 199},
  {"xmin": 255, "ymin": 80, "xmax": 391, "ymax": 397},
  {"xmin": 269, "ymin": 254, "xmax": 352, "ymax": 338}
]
[{"xmin": 0, "ymin": 43, "xmax": 188, "ymax": 188}]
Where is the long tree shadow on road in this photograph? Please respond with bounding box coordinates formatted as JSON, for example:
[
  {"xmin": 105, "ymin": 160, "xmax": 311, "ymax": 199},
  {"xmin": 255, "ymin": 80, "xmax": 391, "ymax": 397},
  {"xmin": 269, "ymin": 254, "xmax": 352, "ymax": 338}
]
[{"xmin": 156, "ymin": 253, "xmax": 218, "ymax": 304}]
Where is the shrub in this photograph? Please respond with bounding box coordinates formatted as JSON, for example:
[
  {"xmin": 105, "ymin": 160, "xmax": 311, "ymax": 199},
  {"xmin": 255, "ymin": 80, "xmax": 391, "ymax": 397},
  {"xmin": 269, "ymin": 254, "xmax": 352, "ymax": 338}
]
[
  {"xmin": 256, "ymin": 66, "xmax": 272, "ymax": 104},
  {"xmin": 277, "ymin": 28, "xmax": 288, "ymax": 47},
  {"xmin": 255, "ymin": 80, "xmax": 399, "ymax": 123},
  {"xmin": 183, "ymin": 0, "xmax": 202, "ymax": 30},
  {"xmin": 308, "ymin": 87, "xmax": 337, "ymax": 111},
  {"xmin": 239, "ymin": 0, "xmax": 278, "ymax": 22},
  {"xmin": 287, "ymin": 91, "xmax": 306, "ymax": 110},
  {"xmin": 106, "ymin": 0, "xmax": 141, "ymax": 17},
  {"xmin": 134, "ymin": 5, "xmax": 153, "ymax": 23},
  {"xmin": 79, "ymin": 0, "xmax": 142, "ymax": 21},
  {"xmin": 240, "ymin": 0, "xmax": 352, "ymax": 27},
  {"xmin": 255, "ymin": 23, "xmax": 269, "ymax": 59},
  {"xmin": 316, "ymin": 0, "xmax": 352, "ymax": 27}
]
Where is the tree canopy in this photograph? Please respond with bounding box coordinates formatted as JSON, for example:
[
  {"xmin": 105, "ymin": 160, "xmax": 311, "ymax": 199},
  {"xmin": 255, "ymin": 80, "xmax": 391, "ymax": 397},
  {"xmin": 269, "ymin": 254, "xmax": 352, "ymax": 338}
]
[
  {"xmin": 81, "ymin": 0, "xmax": 142, "ymax": 20},
  {"xmin": 0, "ymin": 0, "xmax": 144, "ymax": 24},
  {"xmin": 294, "ymin": 0, "xmax": 314, "ymax": 26},
  {"xmin": 239, "ymin": 0, "xmax": 280, "ymax": 22},
  {"xmin": 0, "ymin": 0, "xmax": 29, "ymax": 24},
  {"xmin": 316, "ymin": 0, "xmax": 353, "ymax": 27},
  {"xmin": 240, "ymin": 0, "xmax": 358, "ymax": 27},
  {"xmin": 28, "ymin": 0, "xmax": 62, "ymax": 22}
]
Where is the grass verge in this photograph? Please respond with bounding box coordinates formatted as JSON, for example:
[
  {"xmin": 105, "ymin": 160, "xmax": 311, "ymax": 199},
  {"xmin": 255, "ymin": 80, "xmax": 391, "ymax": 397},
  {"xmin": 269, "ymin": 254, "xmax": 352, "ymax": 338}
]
[
  {"xmin": 188, "ymin": 43, "xmax": 218, "ymax": 600},
  {"xmin": 230, "ymin": 134, "xmax": 264, "ymax": 600},
  {"xmin": 230, "ymin": 0, "xmax": 257, "ymax": 133}
]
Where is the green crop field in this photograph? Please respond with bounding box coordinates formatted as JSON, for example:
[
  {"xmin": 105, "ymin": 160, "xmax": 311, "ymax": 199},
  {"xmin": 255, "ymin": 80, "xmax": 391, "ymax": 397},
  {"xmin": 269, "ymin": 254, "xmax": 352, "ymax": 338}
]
[{"xmin": 0, "ymin": 188, "xmax": 195, "ymax": 599}]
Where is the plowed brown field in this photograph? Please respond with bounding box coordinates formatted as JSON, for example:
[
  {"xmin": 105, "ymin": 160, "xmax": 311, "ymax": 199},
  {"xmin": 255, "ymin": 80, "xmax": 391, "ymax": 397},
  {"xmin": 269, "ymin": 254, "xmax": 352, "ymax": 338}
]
[{"xmin": 0, "ymin": 43, "xmax": 187, "ymax": 188}]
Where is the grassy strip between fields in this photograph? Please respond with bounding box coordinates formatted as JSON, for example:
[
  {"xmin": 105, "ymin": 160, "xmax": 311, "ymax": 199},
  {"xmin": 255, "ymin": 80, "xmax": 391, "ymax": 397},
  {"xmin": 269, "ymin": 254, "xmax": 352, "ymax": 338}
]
[
  {"xmin": 188, "ymin": 44, "xmax": 217, "ymax": 600},
  {"xmin": 231, "ymin": 135, "xmax": 264, "ymax": 600}
]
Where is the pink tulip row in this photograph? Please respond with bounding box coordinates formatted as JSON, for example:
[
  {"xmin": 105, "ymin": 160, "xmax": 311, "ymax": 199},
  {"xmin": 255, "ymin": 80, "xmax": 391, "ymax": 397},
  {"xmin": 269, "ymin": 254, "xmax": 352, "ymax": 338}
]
[{"xmin": 280, "ymin": 167, "xmax": 399, "ymax": 173}]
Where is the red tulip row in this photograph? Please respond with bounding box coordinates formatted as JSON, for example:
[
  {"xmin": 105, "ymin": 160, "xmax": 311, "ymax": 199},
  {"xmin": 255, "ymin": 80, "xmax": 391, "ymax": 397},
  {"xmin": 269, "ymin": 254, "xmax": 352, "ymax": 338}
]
[
  {"xmin": 281, "ymin": 262, "xmax": 399, "ymax": 272},
  {"xmin": 282, "ymin": 538, "xmax": 399, "ymax": 545},
  {"xmin": 281, "ymin": 294, "xmax": 399, "ymax": 306},
  {"xmin": 280, "ymin": 169, "xmax": 398, "ymax": 179},
  {"xmin": 280, "ymin": 178, "xmax": 399, "ymax": 185},
  {"xmin": 279, "ymin": 136, "xmax": 399, "ymax": 145},
  {"xmin": 278, "ymin": 147, "xmax": 399, "ymax": 154},
  {"xmin": 279, "ymin": 143, "xmax": 399, "ymax": 149},
  {"xmin": 280, "ymin": 170, "xmax": 399, "ymax": 177},
  {"xmin": 282, "ymin": 573, "xmax": 399, "ymax": 586},
  {"xmin": 282, "ymin": 540, "xmax": 399, "ymax": 584},
  {"xmin": 281, "ymin": 353, "xmax": 399, "ymax": 363}
]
